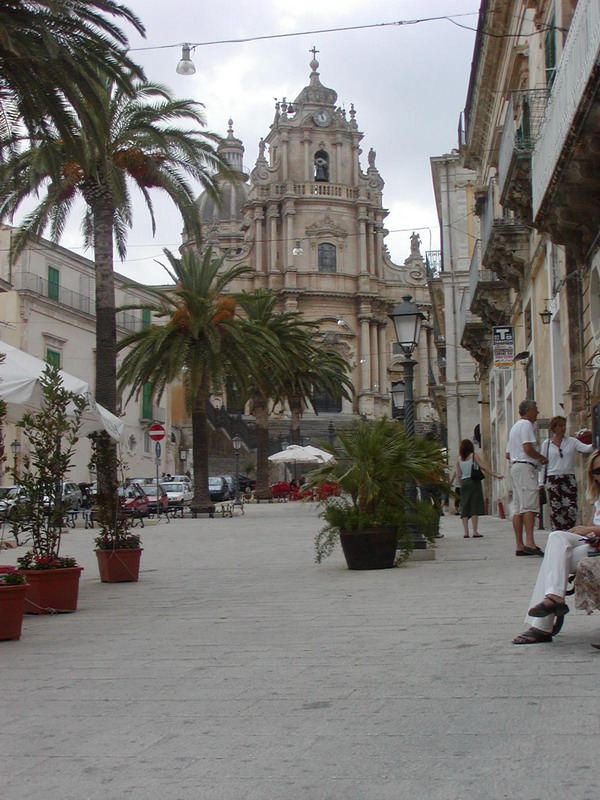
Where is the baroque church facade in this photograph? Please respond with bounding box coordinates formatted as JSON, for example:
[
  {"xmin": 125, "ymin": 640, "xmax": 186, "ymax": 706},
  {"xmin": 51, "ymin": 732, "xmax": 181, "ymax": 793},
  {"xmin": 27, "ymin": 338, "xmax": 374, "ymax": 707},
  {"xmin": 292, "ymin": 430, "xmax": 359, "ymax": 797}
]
[{"xmin": 189, "ymin": 55, "xmax": 439, "ymax": 432}]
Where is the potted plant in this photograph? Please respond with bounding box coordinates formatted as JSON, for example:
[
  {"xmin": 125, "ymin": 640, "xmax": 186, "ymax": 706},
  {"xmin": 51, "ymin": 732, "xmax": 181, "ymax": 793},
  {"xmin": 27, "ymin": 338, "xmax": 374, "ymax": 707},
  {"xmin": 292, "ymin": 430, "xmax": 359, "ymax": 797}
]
[
  {"xmin": 0, "ymin": 567, "xmax": 28, "ymax": 640},
  {"xmin": 12, "ymin": 366, "xmax": 86, "ymax": 613},
  {"xmin": 309, "ymin": 419, "xmax": 447, "ymax": 570},
  {"xmin": 89, "ymin": 432, "xmax": 143, "ymax": 582}
]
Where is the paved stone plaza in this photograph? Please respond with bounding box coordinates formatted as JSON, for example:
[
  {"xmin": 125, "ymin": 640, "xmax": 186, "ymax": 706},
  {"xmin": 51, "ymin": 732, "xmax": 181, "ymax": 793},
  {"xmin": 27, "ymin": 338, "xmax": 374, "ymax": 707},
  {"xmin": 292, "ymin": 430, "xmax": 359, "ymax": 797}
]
[{"xmin": 1, "ymin": 503, "xmax": 599, "ymax": 800}]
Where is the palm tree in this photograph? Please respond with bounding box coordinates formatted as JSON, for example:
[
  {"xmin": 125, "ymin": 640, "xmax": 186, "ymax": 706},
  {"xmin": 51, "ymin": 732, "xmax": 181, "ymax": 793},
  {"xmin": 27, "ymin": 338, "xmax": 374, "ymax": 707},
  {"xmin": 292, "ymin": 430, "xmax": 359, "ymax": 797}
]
[
  {"xmin": 235, "ymin": 290, "xmax": 353, "ymax": 498},
  {"xmin": 0, "ymin": 1, "xmax": 145, "ymax": 144},
  {"xmin": 117, "ymin": 247, "xmax": 268, "ymax": 512},
  {"xmin": 0, "ymin": 78, "xmax": 235, "ymax": 423}
]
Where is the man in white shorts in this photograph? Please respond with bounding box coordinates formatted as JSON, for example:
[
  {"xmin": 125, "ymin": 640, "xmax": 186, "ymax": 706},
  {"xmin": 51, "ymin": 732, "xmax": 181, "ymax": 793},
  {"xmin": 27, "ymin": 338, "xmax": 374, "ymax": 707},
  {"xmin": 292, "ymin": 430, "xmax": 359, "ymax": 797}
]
[{"xmin": 505, "ymin": 399, "xmax": 549, "ymax": 556}]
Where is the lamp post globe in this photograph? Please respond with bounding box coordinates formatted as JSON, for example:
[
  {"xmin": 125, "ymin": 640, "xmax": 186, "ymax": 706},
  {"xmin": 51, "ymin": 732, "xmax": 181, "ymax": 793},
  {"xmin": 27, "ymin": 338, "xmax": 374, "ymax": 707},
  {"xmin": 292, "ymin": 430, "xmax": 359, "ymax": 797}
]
[
  {"xmin": 232, "ymin": 435, "xmax": 242, "ymax": 505},
  {"xmin": 10, "ymin": 439, "xmax": 21, "ymax": 479},
  {"xmin": 388, "ymin": 295, "xmax": 425, "ymax": 354}
]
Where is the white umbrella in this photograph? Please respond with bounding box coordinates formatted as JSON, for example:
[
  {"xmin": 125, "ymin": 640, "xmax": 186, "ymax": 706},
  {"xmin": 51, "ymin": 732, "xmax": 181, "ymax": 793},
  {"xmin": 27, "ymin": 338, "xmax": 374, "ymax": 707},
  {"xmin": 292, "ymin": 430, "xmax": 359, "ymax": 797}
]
[
  {"xmin": 268, "ymin": 444, "xmax": 334, "ymax": 464},
  {"xmin": 0, "ymin": 342, "xmax": 123, "ymax": 441}
]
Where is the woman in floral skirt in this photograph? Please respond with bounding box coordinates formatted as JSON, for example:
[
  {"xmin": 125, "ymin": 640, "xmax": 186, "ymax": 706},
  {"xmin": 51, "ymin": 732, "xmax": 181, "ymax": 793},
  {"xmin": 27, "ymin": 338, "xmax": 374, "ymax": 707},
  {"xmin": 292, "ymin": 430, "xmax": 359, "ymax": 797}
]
[{"xmin": 539, "ymin": 417, "xmax": 593, "ymax": 530}]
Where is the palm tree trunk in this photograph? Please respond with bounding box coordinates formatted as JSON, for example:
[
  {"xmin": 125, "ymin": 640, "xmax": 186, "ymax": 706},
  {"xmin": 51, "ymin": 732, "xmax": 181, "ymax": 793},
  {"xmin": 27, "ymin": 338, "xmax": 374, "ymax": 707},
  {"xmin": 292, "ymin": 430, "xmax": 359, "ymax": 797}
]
[
  {"xmin": 253, "ymin": 391, "xmax": 271, "ymax": 500},
  {"xmin": 289, "ymin": 393, "xmax": 303, "ymax": 445},
  {"xmin": 92, "ymin": 199, "xmax": 118, "ymax": 489},
  {"xmin": 191, "ymin": 386, "xmax": 214, "ymax": 513}
]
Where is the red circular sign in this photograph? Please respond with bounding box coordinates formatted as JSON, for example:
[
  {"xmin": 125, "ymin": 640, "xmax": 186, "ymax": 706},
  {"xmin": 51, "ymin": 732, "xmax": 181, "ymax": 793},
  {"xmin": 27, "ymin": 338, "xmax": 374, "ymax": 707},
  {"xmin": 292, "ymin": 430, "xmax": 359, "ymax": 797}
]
[{"xmin": 148, "ymin": 423, "xmax": 166, "ymax": 441}]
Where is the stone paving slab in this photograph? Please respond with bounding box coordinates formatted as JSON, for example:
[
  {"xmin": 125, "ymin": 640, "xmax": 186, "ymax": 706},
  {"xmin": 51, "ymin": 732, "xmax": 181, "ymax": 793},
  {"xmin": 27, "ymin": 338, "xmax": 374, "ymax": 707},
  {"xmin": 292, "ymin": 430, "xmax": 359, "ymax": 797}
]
[{"xmin": 1, "ymin": 503, "xmax": 600, "ymax": 799}]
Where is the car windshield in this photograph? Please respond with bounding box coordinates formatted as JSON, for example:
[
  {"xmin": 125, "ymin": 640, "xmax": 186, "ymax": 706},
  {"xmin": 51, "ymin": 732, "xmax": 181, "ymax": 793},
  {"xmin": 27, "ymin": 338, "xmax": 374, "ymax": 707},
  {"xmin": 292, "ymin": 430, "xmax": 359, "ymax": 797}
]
[
  {"xmin": 140, "ymin": 485, "xmax": 158, "ymax": 496},
  {"xmin": 161, "ymin": 483, "xmax": 185, "ymax": 492},
  {"xmin": 208, "ymin": 479, "xmax": 221, "ymax": 487},
  {"xmin": 0, "ymin": 487, "xmax": 16, "ymax": 499}
]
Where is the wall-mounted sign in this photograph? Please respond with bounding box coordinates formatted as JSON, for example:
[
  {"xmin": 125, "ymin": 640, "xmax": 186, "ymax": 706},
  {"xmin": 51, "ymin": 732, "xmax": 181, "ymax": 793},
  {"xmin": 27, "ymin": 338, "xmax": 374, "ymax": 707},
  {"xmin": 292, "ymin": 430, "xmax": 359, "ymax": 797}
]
[{"xmin": 493, "ymin": 326, "xmax": 514, "ymax": 368}]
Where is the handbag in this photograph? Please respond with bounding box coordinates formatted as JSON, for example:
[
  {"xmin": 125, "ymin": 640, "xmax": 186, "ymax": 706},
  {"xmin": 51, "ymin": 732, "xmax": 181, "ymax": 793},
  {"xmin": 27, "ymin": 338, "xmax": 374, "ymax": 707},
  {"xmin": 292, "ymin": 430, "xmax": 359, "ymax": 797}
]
[
  {"xmin": 540, "ymin": 439, "xmax": 550, "ymax": 506},
  {"xmin": 471, "ymin": 460, "xmax": 485, "ymax": 481}
]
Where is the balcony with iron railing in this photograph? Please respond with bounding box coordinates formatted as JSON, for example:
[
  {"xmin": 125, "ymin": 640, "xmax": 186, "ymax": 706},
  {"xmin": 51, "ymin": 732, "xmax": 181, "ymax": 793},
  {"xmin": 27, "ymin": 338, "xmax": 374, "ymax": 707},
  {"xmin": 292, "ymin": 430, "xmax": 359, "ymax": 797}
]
[
  {"xmin": 532, "ymin": 0, "xmax": 600, "ymax": 219},
  {"xmin": 480, "ymin": 178, "xmax": 529, "ymax": 291},
  {"xmin": 425, "ymin": 250, "xmax": 442, "ymax": 279},
  {"xmin": 498, "ymin": 89, "xmax": 547, "ymax": 215},
  {"xmin": 14, "ymin": 272, "xmax": 142, "ymax": 332}
]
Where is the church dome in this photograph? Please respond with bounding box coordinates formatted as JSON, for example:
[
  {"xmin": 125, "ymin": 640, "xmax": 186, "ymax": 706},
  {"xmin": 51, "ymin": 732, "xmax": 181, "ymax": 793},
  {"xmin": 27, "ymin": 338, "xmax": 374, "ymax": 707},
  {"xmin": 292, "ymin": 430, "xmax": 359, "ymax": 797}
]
[
  {"xmin": 196, "ymin": 119, "xmax": 249, "ymax": 224},
  {"xmin": 293, "ymin": 54, "xmax": 338, "ymax": 108}
]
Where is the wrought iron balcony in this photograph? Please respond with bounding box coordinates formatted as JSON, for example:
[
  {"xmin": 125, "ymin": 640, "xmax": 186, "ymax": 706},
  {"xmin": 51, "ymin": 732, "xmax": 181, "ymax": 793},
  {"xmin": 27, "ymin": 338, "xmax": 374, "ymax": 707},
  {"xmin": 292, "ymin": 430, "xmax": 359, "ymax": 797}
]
[
  {"xmin": 532, "ymin": 0, "xmax": 600, "ymax": 223},
  {"xmin": 467, "ymin": 241, "xmax": 511, "ymax": 327},
  {"xmin": 425, "ymin": 250, "xmax": 442, "ymax": 279},
  {"xmin": 480, "ymin": 178, "xmax": 528, "ymax": 291},
  {"xmin": 14, "ymin": 272, "xmax": 142, "ymax": 332},
  {"xmin": 498, "ymin": 89, "xmax": 547, "ymax": 218}
]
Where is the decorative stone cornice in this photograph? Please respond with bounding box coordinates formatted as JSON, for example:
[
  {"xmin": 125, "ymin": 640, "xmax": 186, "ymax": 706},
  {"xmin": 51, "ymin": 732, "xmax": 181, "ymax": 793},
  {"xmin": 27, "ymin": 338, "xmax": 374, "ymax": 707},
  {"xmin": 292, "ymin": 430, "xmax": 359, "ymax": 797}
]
[{"xmin": 482, "ymin": 221, "xmax": 529, "ymax": 291}]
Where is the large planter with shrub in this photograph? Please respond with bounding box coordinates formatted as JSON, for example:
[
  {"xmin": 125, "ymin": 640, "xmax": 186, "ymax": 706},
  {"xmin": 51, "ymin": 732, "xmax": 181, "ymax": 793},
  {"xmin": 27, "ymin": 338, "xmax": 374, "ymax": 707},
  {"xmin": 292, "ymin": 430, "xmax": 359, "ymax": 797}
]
[
  {"xmin": 21, "ymin": 566, "xmax": 83, "ymax": 614},
  {"xmin": 95, "ymin": 547, "xmax": 143, "ymax": 582},
  {"xmin": 0, "ymin": 578, "xmax": 28, "ymax": 640},
  {"xmin": 339, "ymin": 526, "xmax": 398, "ymax": 570},
  {"xmin": 310, "ymin": 419, "xmax": 448, "ymax": 570}
]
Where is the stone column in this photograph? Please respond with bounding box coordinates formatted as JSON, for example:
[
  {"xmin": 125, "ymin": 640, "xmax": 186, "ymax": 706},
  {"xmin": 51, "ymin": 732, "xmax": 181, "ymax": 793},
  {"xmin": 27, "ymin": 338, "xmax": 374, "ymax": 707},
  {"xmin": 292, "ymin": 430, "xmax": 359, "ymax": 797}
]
[
  {"xmin": 370, "ymin": 321, "xmax": 379, "ymax": 392},
  {"xmin": 281, "ymin": 133, "xmax": 289, "ymax": 181},
  {"xmin": 358, "ymin": 212, "xmax": 368, "ymax": 272},
  {"xmin": 253, "ymin": 208, "xmax": 264, "ymax": 273},
  {"xmin": 359, "ymin": 314, "xmax": 371, "ymax": 391},
  {"xmin": 366, "ymin": 221, "xmax": 374, "ymax": 275},
  {"xmin": 268, "ymin": 207, "xmax": 279, "ymax": 271},
  {"xmin": 303, "ymin": 134, "xmax": 312, "ymax": 182},
  {"xmin": 378, "ymin": 322, "xmax": 387, "ymax": 395},
  {"xmin": 283, "ymin": 201, "xmax": 295, "ymax": 267},
  {"xmin": 375, "ymin": 224, "xmax": 384, "ymax": 278},
  {"xmin": 335, "ymin": 139, "xmax": 343, "ymax": 184}
]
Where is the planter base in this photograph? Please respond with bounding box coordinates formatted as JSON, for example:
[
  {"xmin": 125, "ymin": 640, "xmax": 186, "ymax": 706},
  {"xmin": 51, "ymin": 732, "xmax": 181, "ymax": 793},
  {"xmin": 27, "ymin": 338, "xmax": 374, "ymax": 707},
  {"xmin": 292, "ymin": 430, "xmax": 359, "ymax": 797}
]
[
  {"xmin": 0, "ymin": 584, "xmax": 28, "ymax": 640},
  {"xmin": 21, "ymin": 567, "xmax": 83, "ymax": 614},
  {"xmin": 95, "ymin": 548, "xmax": 143, "ymax": 582},
  {"xmin": 340, "ymin": 527, "xmax": 398, "ymax": 570}
]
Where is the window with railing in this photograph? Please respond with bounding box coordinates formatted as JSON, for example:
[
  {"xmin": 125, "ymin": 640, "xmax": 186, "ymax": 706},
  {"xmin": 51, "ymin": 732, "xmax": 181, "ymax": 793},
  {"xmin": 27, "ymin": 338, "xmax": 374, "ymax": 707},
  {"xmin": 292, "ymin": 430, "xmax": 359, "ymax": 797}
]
[
  {"xmin": 545, "ymin": 13, "xmax": 557, "ymax": 89},
  {"xmin": 141, "ymin": 383, "xmax": 152, "ymax": 420},
  {"xmin": 47, "ymin": 266, "xmax": 59, "ymax": 301}
]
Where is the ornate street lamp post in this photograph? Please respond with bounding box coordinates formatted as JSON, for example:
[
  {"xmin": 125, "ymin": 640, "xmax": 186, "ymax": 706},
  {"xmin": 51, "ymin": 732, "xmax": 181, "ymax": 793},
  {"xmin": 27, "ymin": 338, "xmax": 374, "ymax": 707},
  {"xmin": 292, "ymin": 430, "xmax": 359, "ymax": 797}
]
[
  {"xmin": 388, "ymin": 295, "xmax": 426, "ymax": 549},
  {"xmin": 10, "ymin": 439, "xmax": 21, "ymax": 480},
  {"xmin": 232, "ymin": 434, "xmax": 242, "ymax": 506}
]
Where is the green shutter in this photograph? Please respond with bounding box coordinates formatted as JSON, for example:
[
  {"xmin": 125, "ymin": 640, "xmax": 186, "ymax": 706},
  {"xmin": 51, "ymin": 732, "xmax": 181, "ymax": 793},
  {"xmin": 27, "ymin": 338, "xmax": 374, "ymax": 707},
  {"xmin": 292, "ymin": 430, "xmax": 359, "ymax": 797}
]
[
  {"xmin": 48, "ymin": 266, "xmax": 59, "ymax": 301},
  {"xmin": 545, "ymin": 15, "xmax": 557, "ymax": 88},
  {"xmin": 46, "ymin": 348, "xmax": 61, "ymax": 369},
  {"xmin": 142, "ymin": 308, "xmax": 151, "ymax": 330},
  {"xmin": 142, "ymin": 383, "xmax": 152, "ymax": 419}
]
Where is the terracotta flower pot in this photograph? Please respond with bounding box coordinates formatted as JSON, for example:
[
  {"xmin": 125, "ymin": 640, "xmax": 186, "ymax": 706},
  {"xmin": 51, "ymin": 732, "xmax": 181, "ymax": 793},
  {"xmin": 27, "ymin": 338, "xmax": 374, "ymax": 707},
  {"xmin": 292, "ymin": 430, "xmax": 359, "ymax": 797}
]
[
  {"xmin": 339, "ymin": 526, "xmax": 398, "ymax": 570},
  {"xmin": 95, "ymin": 548, "xmax": 143, "ymax": 583},
  {"xmin": 21, "ymin": 566, "xmax": 84, "ymax": 614},
  {"xmin": 0, "ymin": 583, "xmax": 28, "ymax": 640}
]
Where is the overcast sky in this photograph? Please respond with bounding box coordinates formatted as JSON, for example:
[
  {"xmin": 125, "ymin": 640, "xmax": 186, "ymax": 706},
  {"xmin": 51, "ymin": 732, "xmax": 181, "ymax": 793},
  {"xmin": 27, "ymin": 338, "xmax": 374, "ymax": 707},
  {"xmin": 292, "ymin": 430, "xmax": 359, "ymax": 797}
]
[{"xmin": 50, "ymin": 0, "xmax": 478, "ymax": 283}]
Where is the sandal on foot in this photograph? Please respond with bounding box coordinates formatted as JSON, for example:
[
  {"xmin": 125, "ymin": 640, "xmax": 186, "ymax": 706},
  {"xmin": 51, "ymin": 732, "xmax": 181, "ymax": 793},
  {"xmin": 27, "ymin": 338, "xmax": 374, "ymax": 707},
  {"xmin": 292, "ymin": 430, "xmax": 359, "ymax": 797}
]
[
  {"xmin": 592, "ymin": 643, "xmax": 600, "ymax": 651},
  {"xmin": 523, "ymin": 546, "xmax": 544, "ymax": 557},
  {"xmin": 528, "ymin": 597, "xmax": 570, "ymax": 618},
  {"xmin": 516, "ymin": 550, "xmax": 536, "ymax": 556},
  {"xmin": 512, "ymin": 627, "xmax": 553, "ymax": 645},
  {"xmin": 463, "ymin": 534, "xmax": 470, "ymax": 538},
  {"xmin": 473, "ymin": 534, "xmax": 483, "ymax": 538}
]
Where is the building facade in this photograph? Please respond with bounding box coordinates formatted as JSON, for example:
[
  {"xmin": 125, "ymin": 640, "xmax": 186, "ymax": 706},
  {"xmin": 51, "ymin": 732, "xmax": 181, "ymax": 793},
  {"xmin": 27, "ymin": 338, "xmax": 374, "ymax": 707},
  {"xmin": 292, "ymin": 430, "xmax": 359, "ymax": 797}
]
[
  {"xmin": 188, "ymin": 55, "xmax": 440, "ymax": 435},
  {"xmin": 433, "ymin": 0, "xmax": 600, "ymax": 517},
  {"xmin": 0, "ymin": 225, "xmax": 174, "ymax": 483}
]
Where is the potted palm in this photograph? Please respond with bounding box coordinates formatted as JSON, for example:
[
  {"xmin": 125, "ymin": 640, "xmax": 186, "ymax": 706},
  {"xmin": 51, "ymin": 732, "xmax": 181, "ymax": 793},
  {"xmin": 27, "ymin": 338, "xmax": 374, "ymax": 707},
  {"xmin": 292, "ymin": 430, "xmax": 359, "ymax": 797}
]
[
  {"xmin": 309, "ymin": 419, "xmax": 447, "ymax": 569},
  {"xmin": 90, "ymin": 432, "xmax": 143, "ymax": 583},
  {"xmin": 12, "ymin": 367, "xmax": 86, "ymax": 613}
]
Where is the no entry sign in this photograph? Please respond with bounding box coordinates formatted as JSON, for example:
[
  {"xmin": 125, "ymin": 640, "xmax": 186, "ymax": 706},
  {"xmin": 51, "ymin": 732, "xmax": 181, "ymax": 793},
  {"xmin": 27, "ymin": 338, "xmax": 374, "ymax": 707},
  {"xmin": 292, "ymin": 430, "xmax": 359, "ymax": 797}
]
[{"xmin": 148, "ymin": 423, "xmax": 166, "ymax": 441}]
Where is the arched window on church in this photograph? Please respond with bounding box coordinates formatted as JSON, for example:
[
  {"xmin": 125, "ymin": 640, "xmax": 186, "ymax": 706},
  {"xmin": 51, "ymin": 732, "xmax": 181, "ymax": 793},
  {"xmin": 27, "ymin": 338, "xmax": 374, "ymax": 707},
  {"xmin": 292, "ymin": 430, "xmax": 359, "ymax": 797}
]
[
  {"xmin": 314, "ymin": 150, "xmax": 329, "ymax": 182},
  {"xmin": 312, "ymin": 386, "xmax": 342, "ymax": 413},
  {"xmin": 318, "ymin": 243, "xmax": 336, "ymax": 273}
]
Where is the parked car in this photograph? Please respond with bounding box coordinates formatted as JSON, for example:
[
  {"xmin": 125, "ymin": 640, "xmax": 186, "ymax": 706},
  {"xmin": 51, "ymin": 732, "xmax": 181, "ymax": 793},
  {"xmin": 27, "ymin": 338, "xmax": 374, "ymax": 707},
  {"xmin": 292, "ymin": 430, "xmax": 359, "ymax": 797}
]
[
  {"xmin": 220, "ymin": 475, "xmax": 236, "ymax": 496},
  {"xmin": 128, "ymin": 477, "xmax": 156, "ymax": 486},
  {"xmin": 0, "ymin": 486, "xmax": 29, "ymax": 520},
  {"xmin": 140, "ymin": 483, "xmax": 169, "ymax": 513},
  {"xmin": 118, "ymin": 483, "xmax": 149, "ymax": 517},
  {"xmin": 43, "ymin": 481, "xmax": 83, "ymax": 510},
  {"xmin": 208, "ymin": 476, "xmax": 231, "ymax": 502},
  {"xmin": 160, "ymin": 481, "xmax": 194, "ymax": 510},
  {"xmin": 163, "ymin": 474, "xmax": 192, "ymax": 487}
]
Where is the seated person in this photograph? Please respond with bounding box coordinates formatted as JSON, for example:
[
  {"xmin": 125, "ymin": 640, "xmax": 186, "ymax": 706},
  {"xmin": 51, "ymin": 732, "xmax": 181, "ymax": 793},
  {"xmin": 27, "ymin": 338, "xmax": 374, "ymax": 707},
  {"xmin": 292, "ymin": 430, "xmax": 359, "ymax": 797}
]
[{"xmin": 512, "ymin": 449, "xmax": 600, "ymax": 648}]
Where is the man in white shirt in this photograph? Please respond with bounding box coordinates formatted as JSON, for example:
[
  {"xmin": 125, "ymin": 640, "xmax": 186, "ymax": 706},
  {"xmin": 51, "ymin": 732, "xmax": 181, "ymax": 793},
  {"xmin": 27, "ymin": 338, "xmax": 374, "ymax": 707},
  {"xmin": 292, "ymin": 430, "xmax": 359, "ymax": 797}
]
[{"xmin": 505, "ymin": 399, "xmax": 549, "ymax": 556}]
